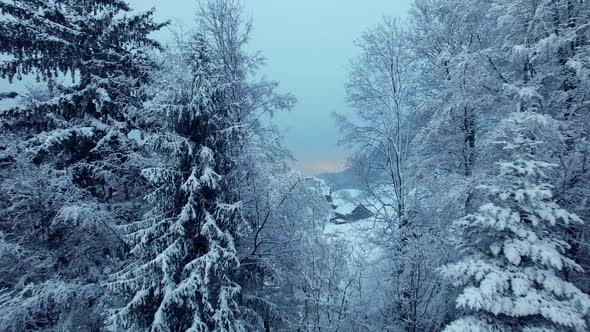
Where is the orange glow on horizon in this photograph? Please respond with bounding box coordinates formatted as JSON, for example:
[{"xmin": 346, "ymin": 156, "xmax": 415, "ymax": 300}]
[{"xmin": 299, "ymin": 160, "xmax": 346, "ymax": 175}]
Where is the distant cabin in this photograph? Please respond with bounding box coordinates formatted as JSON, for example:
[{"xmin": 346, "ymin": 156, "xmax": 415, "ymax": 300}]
[{"xmin": 331, "ymin": 203, "xmax": 373, "ymax": 223}]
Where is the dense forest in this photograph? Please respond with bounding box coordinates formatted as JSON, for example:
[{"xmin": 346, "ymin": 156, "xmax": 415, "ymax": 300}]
[{"xmin": 0, "ymin": 0, "xmax": 589, "ymax": 331}]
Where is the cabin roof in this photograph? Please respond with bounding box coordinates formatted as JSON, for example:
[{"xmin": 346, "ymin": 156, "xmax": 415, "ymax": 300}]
[
  {"xmin": 334, "ymin": 202, "xmax": 357, "ymax": 216},
  {"xmin": 352, "ymin": 203, "xmax": 372, "ymax": 214},
  {"xmin": 333, "ymin": 202, "xmax": 373, "ymax": 221}
]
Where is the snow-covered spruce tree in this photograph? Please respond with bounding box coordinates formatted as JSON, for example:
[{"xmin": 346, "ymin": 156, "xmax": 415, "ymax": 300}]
[
  {"xmin": 485, "ymin": 0, "xmax": 590, "ymax": 295},
  {"xmin": 108, "ymin": 34, "xmax": 245, "ymax": 331},
  {"xmin": 0, "ymin": 1, "xmax": 163, "ymax": 330},
  {"xmin": 441, "ymin": 112, "xmax": 590, "ymax": 331},
  {"xmin": 195, "ymin": 1, "xmax": 301, "ymax": 329}
]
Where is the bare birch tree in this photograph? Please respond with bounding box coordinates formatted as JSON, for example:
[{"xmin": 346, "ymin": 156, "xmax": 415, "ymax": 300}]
[{"xmin": 335, "ymin": 17, "xmax": 416, "ymax": 227}]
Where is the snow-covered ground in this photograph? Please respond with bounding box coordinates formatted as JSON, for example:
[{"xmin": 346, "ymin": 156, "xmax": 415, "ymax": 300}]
[
  {"xmin": 323, "ymin": 188, "xmax": 390, "ymax": 313},
  {"xmin": 325, "ymin": 188, "xmax": 388, "ymax": 265},
  {"xmin": 331, "ymin": 188, "xmax": 363, "ymax": 204},
  {"xmin": 324, "ymin": 218, "xmax": 384, "ymax": 263}
]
